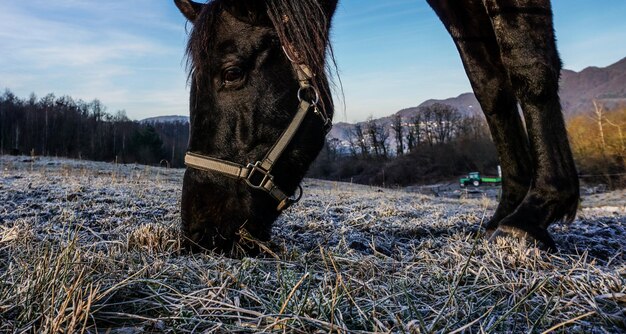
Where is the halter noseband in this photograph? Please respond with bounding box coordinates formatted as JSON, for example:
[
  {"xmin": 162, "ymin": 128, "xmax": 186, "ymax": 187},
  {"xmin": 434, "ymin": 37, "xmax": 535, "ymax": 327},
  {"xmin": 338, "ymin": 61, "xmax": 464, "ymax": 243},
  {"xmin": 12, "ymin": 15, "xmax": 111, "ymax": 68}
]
[{"xmin": 184, "ymin": 47, "xmax": 331, "ymax": 212}]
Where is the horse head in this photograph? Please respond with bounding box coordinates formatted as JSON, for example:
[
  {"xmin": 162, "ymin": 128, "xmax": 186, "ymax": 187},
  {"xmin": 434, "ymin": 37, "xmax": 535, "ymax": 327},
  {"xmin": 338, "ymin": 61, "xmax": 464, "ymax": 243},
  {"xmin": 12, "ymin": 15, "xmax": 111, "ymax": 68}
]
[{"xmin": 175, "ymin": 0, "xmax": 337, "ymax": 253}]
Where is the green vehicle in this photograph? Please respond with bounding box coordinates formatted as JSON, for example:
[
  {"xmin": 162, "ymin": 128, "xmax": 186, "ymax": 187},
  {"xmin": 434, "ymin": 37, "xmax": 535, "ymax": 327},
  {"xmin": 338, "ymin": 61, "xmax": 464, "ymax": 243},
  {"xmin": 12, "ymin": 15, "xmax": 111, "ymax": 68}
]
[{"xmin": 460, "ymin": 172, "xmax": 502, "ymax": 187}]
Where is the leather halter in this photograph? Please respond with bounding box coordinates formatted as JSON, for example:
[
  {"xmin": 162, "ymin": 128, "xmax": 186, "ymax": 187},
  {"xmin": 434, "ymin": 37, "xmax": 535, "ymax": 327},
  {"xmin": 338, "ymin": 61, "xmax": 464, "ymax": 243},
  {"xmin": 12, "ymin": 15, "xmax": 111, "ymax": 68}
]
[{"xmin": 184, "ymin": 48, "xmax": 331, "ymax": 212}]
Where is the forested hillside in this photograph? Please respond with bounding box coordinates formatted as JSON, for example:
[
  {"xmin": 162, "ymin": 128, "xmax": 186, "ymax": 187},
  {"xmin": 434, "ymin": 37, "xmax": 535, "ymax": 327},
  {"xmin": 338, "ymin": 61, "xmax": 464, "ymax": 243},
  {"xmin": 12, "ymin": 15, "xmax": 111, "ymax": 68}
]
[
  {"xmin": 310, "ymin": 101, "xmax": 625, "ymax": 188},
  {"xmin": 0, "ymin": 90, "xmax": 188, "ymax": 167}
]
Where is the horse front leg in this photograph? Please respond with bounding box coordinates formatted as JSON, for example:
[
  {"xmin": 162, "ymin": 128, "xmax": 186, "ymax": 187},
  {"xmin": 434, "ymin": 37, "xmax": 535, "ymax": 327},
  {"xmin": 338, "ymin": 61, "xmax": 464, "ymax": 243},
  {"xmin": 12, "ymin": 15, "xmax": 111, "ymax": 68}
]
[
  {"xmin": 484, "ymin": 0, "xmax": 580, "ymax": 251},
  {"xmin": 427, "ymin": 0, "xmax": 533, "ymax": 234}
]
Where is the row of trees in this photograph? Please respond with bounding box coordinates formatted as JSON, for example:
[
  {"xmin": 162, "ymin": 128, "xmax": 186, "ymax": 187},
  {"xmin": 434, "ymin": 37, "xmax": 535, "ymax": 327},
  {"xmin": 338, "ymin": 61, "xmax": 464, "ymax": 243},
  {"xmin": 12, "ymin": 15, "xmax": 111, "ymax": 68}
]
[
  {"xmin": 0, "ymin": 90, "xmax": 189, "ymax": 167},
  {"xmin": 3, "ymin": 88, "xmax": 623, "ymax": 188},
  {"xmin": 309, "ymin": 103, "xmax": 498, "ymax": 185},
  {"xmin": 338, "ymin": 103, "xmax": 481, "ymax": 160}
]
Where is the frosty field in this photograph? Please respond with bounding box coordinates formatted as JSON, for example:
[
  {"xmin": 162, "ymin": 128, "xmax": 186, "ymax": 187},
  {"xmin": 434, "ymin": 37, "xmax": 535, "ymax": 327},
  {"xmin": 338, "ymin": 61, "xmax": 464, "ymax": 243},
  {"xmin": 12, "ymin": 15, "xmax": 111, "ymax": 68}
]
[{"xmin": 0, "ymin": 156, "xmax": 624, "ymax": 333}]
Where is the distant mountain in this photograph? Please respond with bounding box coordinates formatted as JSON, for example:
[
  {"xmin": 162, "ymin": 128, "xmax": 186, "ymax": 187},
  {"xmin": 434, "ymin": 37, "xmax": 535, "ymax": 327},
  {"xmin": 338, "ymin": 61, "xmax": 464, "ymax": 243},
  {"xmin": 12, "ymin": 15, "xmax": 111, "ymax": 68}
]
[
  {"xmin": 396, "ymin": 93, "xmax": 482, "ymax": 119},
  {"xmin": 560, "ymin": 57, "xmax": 626, "ymax": 116},
  {"xmin": 141, "ymin": 115, "xmax": 189, "ymax": 124},
  {"xmin": 330, "ymin": 57, "xmax": 626, "ymax": 143}
]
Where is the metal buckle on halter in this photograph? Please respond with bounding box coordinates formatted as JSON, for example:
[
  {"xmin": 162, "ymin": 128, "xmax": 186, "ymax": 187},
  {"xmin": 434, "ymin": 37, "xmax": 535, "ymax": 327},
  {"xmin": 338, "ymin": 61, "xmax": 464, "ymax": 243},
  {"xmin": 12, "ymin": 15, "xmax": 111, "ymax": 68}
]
[{"xmin": 245, "ymin": 161, "xmax": 273, "ymax": 190}]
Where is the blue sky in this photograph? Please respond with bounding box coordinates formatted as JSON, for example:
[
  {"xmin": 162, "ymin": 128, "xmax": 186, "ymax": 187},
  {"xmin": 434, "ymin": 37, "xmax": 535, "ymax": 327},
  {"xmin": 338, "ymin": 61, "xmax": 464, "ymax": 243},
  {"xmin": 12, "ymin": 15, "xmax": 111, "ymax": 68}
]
[{"xmin": 1, "ymin": 1, "xmax": 625, "ymax": 123}]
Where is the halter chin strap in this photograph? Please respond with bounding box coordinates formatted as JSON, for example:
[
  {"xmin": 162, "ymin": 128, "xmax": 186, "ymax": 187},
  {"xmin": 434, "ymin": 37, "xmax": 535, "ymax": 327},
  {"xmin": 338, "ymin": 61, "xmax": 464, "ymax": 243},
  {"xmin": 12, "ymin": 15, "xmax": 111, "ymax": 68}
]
[{"xmin": 184, "ymin": 52, "xmax": 331, "ymax": 212}]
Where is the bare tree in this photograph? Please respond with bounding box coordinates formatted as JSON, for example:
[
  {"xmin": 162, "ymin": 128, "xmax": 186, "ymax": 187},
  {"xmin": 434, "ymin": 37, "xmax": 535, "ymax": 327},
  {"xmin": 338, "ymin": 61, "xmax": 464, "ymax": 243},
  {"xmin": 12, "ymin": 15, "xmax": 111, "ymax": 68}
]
[
  {"xmin": 417, "ymin": 103, "xmax": 462, "ymax": 146},
  {"xmin": 406, "ymin": 113, "xmax": 423, "ymax": 151},
  {"xmin": 592, "ymin": 99, "xmax": 625, "ymax": 158},
  {"xmin": 366, "ymin": 117, "xmax": 389, "ymax": 159},
  {"xmin": 351, "ymin": 123, "xmax": 369, "ymax": 158},
  {"xmin": 434, "ymin": 103, "xmax": 461, "ymax": 144},
  {"xmin": 391, "ymin": 114, "xmax": 404, "ymax": 156},
  {"xmin": 457, "ymin": 115, "xmax": 489, "ymax": 141},
  {"xmin": 421, "ymin": 107, "xmax": 435, "ymax": 147},
  {"xmin": 591, "ymin": 99, "xmax": 607, "ymax": 155},
  {"xmin": 326, "ymin": 137, "xmax": 341, "ymax": 161},
  {"xmin": 406, "ymin": 124, "xmax": 415, "ymax": 151},
  {"xmin": 345, "ymin": 130, "xmax": 359, "ymax": 157}
]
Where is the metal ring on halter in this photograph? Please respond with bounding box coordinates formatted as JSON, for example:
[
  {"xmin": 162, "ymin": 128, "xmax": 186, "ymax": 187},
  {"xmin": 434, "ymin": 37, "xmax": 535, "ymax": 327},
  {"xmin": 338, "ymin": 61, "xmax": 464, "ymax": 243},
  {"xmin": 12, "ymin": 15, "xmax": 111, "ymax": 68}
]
[{"xmin": 297, "ymin": 85, "xmax": 320, "ymax": 105}]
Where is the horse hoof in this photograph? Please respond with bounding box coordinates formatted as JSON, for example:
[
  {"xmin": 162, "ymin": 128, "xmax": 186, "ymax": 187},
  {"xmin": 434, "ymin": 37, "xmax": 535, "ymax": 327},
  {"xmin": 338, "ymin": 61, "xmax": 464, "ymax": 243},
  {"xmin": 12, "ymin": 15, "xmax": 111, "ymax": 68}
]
[{"xmin": 488, "ymin": 225, "xmax": 556, "ymax": 252}]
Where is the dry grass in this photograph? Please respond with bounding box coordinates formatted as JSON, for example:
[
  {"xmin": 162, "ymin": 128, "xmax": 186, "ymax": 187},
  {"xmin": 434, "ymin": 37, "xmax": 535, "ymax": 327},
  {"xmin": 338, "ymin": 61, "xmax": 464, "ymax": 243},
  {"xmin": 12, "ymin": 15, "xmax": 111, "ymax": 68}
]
[{"xmin": 0, "ymin": 156, "xmax": 624, "ymax": 333}]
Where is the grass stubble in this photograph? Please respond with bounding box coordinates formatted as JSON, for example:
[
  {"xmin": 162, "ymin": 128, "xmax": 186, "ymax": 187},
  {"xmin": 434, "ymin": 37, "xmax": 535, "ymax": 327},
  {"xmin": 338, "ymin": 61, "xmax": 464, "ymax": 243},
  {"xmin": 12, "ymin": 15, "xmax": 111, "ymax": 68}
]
[{"xmin": 0, "ymin": 156, "xmax": 624, "ymax": 333}]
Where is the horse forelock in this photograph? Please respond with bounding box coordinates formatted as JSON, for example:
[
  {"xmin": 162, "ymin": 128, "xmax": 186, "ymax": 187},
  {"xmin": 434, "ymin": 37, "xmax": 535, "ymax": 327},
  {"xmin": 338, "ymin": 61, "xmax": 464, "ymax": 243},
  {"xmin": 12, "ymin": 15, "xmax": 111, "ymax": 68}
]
[
  {"xmin": 266, "ymin": 0, "xmax": 337, "ymax": 101},
  {"xmin": 185, "ymin": 0, "xmax": 337, "ymax": 111},
  {"xmin": 185, "ymin": 1, "xmax": 221, "ymax": 84}
]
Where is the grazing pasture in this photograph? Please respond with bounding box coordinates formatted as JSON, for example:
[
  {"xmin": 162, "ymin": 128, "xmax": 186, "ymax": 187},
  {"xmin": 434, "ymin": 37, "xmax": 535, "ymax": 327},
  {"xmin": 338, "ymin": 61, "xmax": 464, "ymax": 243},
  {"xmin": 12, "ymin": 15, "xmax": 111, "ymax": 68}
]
[{"xmin": 0, "ymin": 156, "xmax": 624, "ymax": 333}]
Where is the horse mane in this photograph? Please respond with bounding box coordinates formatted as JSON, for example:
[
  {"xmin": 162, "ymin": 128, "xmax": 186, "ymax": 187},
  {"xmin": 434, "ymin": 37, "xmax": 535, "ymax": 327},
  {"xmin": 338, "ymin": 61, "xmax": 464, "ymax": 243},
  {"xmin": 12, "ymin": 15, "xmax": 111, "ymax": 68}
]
[
  {"xmin": 266, "ymin": 0, "xmax": 338, "ymax": 109},
  {"xmin": 186, "ymin": 0, "xmax": 338, "ymax": 112},
  {"xmin": 185, "ymin": 2, "xmax": 222, "ymax": 83}
]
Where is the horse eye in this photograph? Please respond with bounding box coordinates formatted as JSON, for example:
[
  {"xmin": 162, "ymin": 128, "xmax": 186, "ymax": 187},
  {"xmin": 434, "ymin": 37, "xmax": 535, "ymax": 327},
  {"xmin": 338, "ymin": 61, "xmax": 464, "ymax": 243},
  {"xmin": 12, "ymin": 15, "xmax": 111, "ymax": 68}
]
[{"xmin": 222, "ymin": 67, "xmax": 244, "ymax": 84}]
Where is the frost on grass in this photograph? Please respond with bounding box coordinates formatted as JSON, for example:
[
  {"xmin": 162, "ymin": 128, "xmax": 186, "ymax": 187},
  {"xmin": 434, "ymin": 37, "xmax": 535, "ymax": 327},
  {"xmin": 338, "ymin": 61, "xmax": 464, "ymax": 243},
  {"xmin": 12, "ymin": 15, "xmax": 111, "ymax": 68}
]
[{"xmin": 0, "ymin": 156, "xmax": 624, "ymax": 333}]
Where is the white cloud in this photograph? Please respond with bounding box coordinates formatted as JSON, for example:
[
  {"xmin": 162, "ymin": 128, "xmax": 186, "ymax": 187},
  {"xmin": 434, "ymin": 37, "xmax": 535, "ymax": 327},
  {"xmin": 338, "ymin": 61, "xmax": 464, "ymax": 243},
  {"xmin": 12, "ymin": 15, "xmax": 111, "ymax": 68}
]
[
  {"xmin": 0, "ymin": 1, "xmax": 189, "ymax": 120},
  {"xmin": 0, "ymin": 4, "xmax": 167, "ymax": 67}
]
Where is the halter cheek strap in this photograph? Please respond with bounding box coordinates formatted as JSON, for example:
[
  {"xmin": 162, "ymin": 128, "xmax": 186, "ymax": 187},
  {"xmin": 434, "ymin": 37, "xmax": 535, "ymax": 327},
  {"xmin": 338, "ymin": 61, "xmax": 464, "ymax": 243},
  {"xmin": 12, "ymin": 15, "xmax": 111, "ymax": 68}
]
[{"xmin": 184, "ymin": 53, "xmax": 331, "ymax": 212}]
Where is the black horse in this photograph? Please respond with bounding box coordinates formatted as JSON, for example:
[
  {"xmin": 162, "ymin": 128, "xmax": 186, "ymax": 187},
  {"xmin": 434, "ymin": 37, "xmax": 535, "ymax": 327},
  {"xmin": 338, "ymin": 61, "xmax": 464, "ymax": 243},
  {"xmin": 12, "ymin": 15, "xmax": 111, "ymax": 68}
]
[{"xmin": 174, "ymin": 0, "xmax": 579, "ymax": 253}]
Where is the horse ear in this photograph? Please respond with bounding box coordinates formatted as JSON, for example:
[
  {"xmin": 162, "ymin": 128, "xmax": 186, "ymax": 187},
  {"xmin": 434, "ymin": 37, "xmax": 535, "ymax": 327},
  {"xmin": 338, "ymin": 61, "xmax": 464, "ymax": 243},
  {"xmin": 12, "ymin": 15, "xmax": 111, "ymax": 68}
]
[
  {"xmin": 174, "ymin": 0, "xmax": 204, "ymax": 22},
  {"xmin": 319, "ymin": 0, "xmax": 338, "ymax": 21},
  {"xmin": 221, "ymin": 0, "xmax": 270, "ymax": 25}
]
